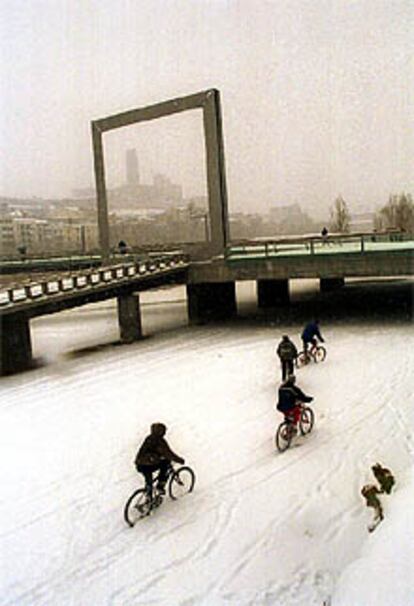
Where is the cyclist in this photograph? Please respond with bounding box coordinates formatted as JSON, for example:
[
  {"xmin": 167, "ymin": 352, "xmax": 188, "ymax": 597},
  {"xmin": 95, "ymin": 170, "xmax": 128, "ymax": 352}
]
[
  {"xmin": 301, "ymin": 320, "xmax": 325, "ymax": 357},
  {"xmin": 276, "ymin": 335, "xmax": 298, "ymax": 381},
  {"xmin": 276, "ymin": 374, "xmax": 313, "ymax": 432},
  {"xmin": 135, "ymin": 423, "xmax": 185, "ymax": 496}
]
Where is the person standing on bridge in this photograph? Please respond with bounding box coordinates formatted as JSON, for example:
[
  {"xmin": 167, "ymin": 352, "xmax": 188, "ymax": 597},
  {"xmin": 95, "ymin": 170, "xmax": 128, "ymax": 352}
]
[
  {"xmin": 276, "ymin": 335, "xmax": 298, "ymax": 381},
  {"xmin": 118, "ymin": 240, "xmax": 128, "ymax": 255}
]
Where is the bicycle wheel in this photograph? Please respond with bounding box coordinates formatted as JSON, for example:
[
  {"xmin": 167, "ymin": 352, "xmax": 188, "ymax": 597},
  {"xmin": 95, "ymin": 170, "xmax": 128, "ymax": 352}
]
[
  {"xmin": 299, "ymin": 407, "xmax": 314, "ymax": 435},
  {"xmin": 168, "ymin": 466, "xmax": 196, "ymax": 500},
  {"xmin": 296, "ymin": 351, "xmax": 309, "ymax": 368},
  {"xmin": 275, "ymin": 421, "xmax": 293, "ymax": 452},
  {"xmin": 124, "ymin": 488, "xmax": 151, "ymax": 527},
  {"xmin": 314, "ymin": 346, "xmax": 326, "ymax": 362}
]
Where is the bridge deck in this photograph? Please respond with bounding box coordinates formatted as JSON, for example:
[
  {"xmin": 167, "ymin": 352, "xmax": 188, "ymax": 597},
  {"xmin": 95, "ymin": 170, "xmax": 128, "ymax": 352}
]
[
  {"xmin": 188, "ymin": 233, "xmax": 413, "ymax": 283},
  {"xmin": 227, "ymin": 236, "xmax": 414, "ymax": 261},
  {"xmin": 0, "ymin": 254, "xmax": 189, "ymax": 317},
  {"xmin": 1, "ymin": 234, "xmax": 413, "ymax": 315}
]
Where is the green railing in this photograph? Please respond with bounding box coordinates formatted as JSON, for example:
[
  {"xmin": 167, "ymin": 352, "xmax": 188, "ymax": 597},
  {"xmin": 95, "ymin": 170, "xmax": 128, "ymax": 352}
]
[{"xmin": 225, "ymin": 231, "xmax": 414, "ymax": 260}]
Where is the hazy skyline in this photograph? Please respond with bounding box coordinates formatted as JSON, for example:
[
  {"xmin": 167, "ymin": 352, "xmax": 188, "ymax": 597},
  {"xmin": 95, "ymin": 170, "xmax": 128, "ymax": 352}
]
[{"xmin": 1, "ymin": 0, "xmax": 413, "ymax": 214}]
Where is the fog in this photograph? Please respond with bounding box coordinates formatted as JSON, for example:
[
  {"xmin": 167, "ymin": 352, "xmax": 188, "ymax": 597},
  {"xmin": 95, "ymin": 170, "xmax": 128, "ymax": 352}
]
[{"xmin": 1, "ymin": 1, "xmax": 413, "ymax": 214}]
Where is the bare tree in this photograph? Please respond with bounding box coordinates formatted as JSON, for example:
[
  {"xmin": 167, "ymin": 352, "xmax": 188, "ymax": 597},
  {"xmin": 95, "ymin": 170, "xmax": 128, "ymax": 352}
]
[
  {"xmin": 330, "ymin": 196, "xmax": 350, "ymax": 233},
  {"xmin": 375, "ymin": 193, "xmax": 414, "ymax": 232}
]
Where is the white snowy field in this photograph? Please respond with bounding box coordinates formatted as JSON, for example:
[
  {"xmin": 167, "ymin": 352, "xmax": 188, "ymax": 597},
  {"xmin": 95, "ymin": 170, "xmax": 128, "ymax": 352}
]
[{"xmin": 0, "ymin": 279, "xmax": 413, "ymax": 606}]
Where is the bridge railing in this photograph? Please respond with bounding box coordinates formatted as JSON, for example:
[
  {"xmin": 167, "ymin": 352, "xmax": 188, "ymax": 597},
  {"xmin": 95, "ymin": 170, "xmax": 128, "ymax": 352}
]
[
  {"xmin": 0, "ymin": 253, "xmax": 188, "ymax": 309},
  {"xmin": 225, "ymin": 231, "xmax": 413, "ymax": 260}
]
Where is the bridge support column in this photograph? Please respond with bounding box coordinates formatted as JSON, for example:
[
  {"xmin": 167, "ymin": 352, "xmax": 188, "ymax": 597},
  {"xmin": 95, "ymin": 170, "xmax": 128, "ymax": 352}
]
[
  {"xmin": 117, "ymin": 294, "xmax": 142, "ymax": 343},
  {"xmin": 320, "ymin": 277, "xmax": 345, "ymax": 292},
  {"xmin": 257, "ymin": 279, "xmax": 289, "ymax": 308},
  {"xmin": 187, "ymin": 282, "xmax": 237, "ymax": 324},
  {"xmin": 0, "ymin": 313, "xmax": 33, "ymax": 375}
]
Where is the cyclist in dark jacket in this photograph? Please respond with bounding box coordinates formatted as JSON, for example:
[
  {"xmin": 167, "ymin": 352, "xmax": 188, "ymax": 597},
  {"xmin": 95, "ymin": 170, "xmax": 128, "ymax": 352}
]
[
  {"xmin": 135, "ymin": 423, "xmax": 185, "ymax": 495},
  {"xmin": 276, "ymin": 335, "xmax": 298, "ymax": 381},
  {"xmin": 301, "ymin": 320, "xmax": 325, "ymax": 354},
  {"xmin": 277, "ymin": 375, "xmax": 313, "ymax": 428}
]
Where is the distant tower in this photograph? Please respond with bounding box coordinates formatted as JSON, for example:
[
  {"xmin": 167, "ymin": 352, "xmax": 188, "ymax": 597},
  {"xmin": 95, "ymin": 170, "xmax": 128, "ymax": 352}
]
[{"xmin": 126, "ymin": 149, "xmax": 140, "ymax": 185}]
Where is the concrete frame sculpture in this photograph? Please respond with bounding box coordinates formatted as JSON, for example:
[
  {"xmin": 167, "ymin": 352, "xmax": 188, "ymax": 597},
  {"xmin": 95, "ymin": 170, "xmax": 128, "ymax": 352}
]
[{"xmin": 91, "ymin": 88, "xmax": 229, "ymax": 259}]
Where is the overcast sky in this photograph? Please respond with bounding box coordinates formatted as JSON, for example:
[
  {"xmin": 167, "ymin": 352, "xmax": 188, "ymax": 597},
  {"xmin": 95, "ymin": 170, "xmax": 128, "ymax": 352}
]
[{"xmin": 0, "ymin": 0, "xmax": 413, "ymax": 214}]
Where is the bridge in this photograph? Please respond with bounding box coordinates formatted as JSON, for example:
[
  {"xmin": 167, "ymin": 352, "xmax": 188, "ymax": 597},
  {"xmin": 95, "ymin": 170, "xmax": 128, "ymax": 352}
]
[
  {"xmin": 1, "ymin": 232, "xmax": 412, "ymax": 375},
  {"xmin": 0, "ymin": 253, "xmax": 189, "ymax": 375},
  {"xmin": 1, "ymin": 88, "xmax": 413, "ymax": 375}
]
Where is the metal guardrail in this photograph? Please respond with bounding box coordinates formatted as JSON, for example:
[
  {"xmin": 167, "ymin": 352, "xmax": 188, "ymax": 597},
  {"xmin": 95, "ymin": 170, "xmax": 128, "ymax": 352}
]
[
  {"xmin": 225, "ymin": 232, "xmax": 414, "ymax": 259},
  {"xmin": 0, "ymin": 253, "xmax": 188, "ymax": 310}
]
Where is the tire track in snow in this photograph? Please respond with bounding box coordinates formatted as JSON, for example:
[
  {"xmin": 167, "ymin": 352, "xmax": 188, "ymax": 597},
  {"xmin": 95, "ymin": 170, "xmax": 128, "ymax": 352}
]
[
  {"xmin": 0, "ymin": 327, "xmax": 222, "ymax": 413},
  {"xmin": 382, "ymin": 353, "xmax": 414, "ymax": 459},
  {"xmin": 181, "ymin": 355, "xmax": 412, "ymax": 603},
  {"xmin": 162, "ymin": 437, "xmax": 336, "ymax": 601},
  {"xmin": 29, "ymin": 488, "xmax": 220, "ymax": 606},
  {"xmin": 2, "ymin": 310, "xmax": 412, "ymax": 606}
]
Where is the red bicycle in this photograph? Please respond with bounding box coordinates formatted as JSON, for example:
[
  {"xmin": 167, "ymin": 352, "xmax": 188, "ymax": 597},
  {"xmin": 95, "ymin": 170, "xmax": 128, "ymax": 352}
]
[{"xmin": 275, "ymin": 404, "xmax": 315, "ymax": 452}]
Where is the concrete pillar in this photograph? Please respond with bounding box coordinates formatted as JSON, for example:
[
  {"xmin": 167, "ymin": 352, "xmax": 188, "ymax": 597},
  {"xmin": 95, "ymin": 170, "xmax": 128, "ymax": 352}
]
[
  {"xmin": 187, "ymin": 282, "xmax": 237, "ymax": 324},
  {"xmin": 117, "ymin": 294, "xmax": 142, "ymax": 343},
  {"xmin": 91, "ymin": 122, "xmax": 110, "ymax": 261},
  {"xmin": 320, "ymin": 277, "xmax": 345, "ymax": 292},
  {"xmin": 0, "ymin": 313, "xmax": 33, "ymax": 375},
  {"xmin": 257, "ymin": 279, "xmax": 289, "ymax": 308},
  {"xmin": 203, "ymin": 89, "xmax": 229, "ymax": 255}
]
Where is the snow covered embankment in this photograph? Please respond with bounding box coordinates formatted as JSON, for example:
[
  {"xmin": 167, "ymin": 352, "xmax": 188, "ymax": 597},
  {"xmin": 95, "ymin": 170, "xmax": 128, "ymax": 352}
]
[{"xmin": 332, "ymin": 468, "xmax": 414, "ymax": 606}]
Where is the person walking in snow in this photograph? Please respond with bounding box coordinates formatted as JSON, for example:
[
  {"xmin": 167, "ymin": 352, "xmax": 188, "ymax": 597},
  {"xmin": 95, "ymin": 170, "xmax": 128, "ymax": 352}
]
[
  {"xmin": 276, "ymin": 335, "xmax": 298, "ymax": 381},
  {"xmin": 361, "ymin": 483, "xmax": 384, "ymax": 532},
  {"xmin": 135, "ymin": 423, "xmax": 185, "ymax": 496},
  {"xmin": 371, "ymin": 463, "xmax": 395, "ymax": 495}
]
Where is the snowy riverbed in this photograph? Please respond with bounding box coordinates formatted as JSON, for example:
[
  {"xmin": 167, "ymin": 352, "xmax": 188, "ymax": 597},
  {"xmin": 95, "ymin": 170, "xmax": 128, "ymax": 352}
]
[{"xmin": 0, "ymin": 279, "xmax": 413, "ymax": 605}]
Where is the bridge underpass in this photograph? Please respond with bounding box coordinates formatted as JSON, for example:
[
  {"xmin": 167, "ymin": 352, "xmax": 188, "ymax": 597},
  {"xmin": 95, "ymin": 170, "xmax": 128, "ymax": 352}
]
[
  {"xmin": 188, "ymin": 233, "xmax": 414, "ymax": 312},
  {"xmin": 0, "ymin": 254, "xmax": 188, "ymax": 375}
]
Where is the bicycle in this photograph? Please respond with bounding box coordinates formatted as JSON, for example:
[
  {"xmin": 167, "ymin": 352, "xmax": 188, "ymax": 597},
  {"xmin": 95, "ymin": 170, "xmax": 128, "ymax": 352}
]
[
  {"xmin": 124, "ymin": 463, "xmax": 196, "ymax": 527},
  {"xmin": 296, "ymin": 343, "xmax": 326, "ymax": 367},
  {"xmin": 275, "ymin": 404, "xmax": 315, "ymax": 452}
]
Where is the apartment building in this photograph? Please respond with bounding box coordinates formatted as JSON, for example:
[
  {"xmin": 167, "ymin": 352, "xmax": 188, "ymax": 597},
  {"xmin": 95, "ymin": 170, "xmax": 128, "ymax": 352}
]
[
  {"xmin": 13, "ymin": 218, "xmax": 48, "ymax": 253},
  {"xmin": 0, "ymin": 217, "xmax": 15, "ymax": 254}
]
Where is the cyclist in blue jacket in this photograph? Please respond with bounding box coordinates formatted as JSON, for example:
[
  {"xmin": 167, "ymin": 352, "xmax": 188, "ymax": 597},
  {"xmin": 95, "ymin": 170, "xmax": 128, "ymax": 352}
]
[{"xmin": 301, "ymin": 320, "xmax": 325, "ymax": 355}]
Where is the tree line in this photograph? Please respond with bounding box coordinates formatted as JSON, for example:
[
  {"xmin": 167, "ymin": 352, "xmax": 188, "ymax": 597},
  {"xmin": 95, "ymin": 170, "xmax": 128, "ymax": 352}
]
[{"xmin": 330, "ymin": 193, "xmax": 413, "ymax": 233}]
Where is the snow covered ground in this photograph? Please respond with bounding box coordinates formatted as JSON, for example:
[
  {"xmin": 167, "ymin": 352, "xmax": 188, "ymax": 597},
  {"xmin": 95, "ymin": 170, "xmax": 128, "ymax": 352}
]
[{"xmin": 0, "ymin": 279, "xmax": 413, "ymax": 606}]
